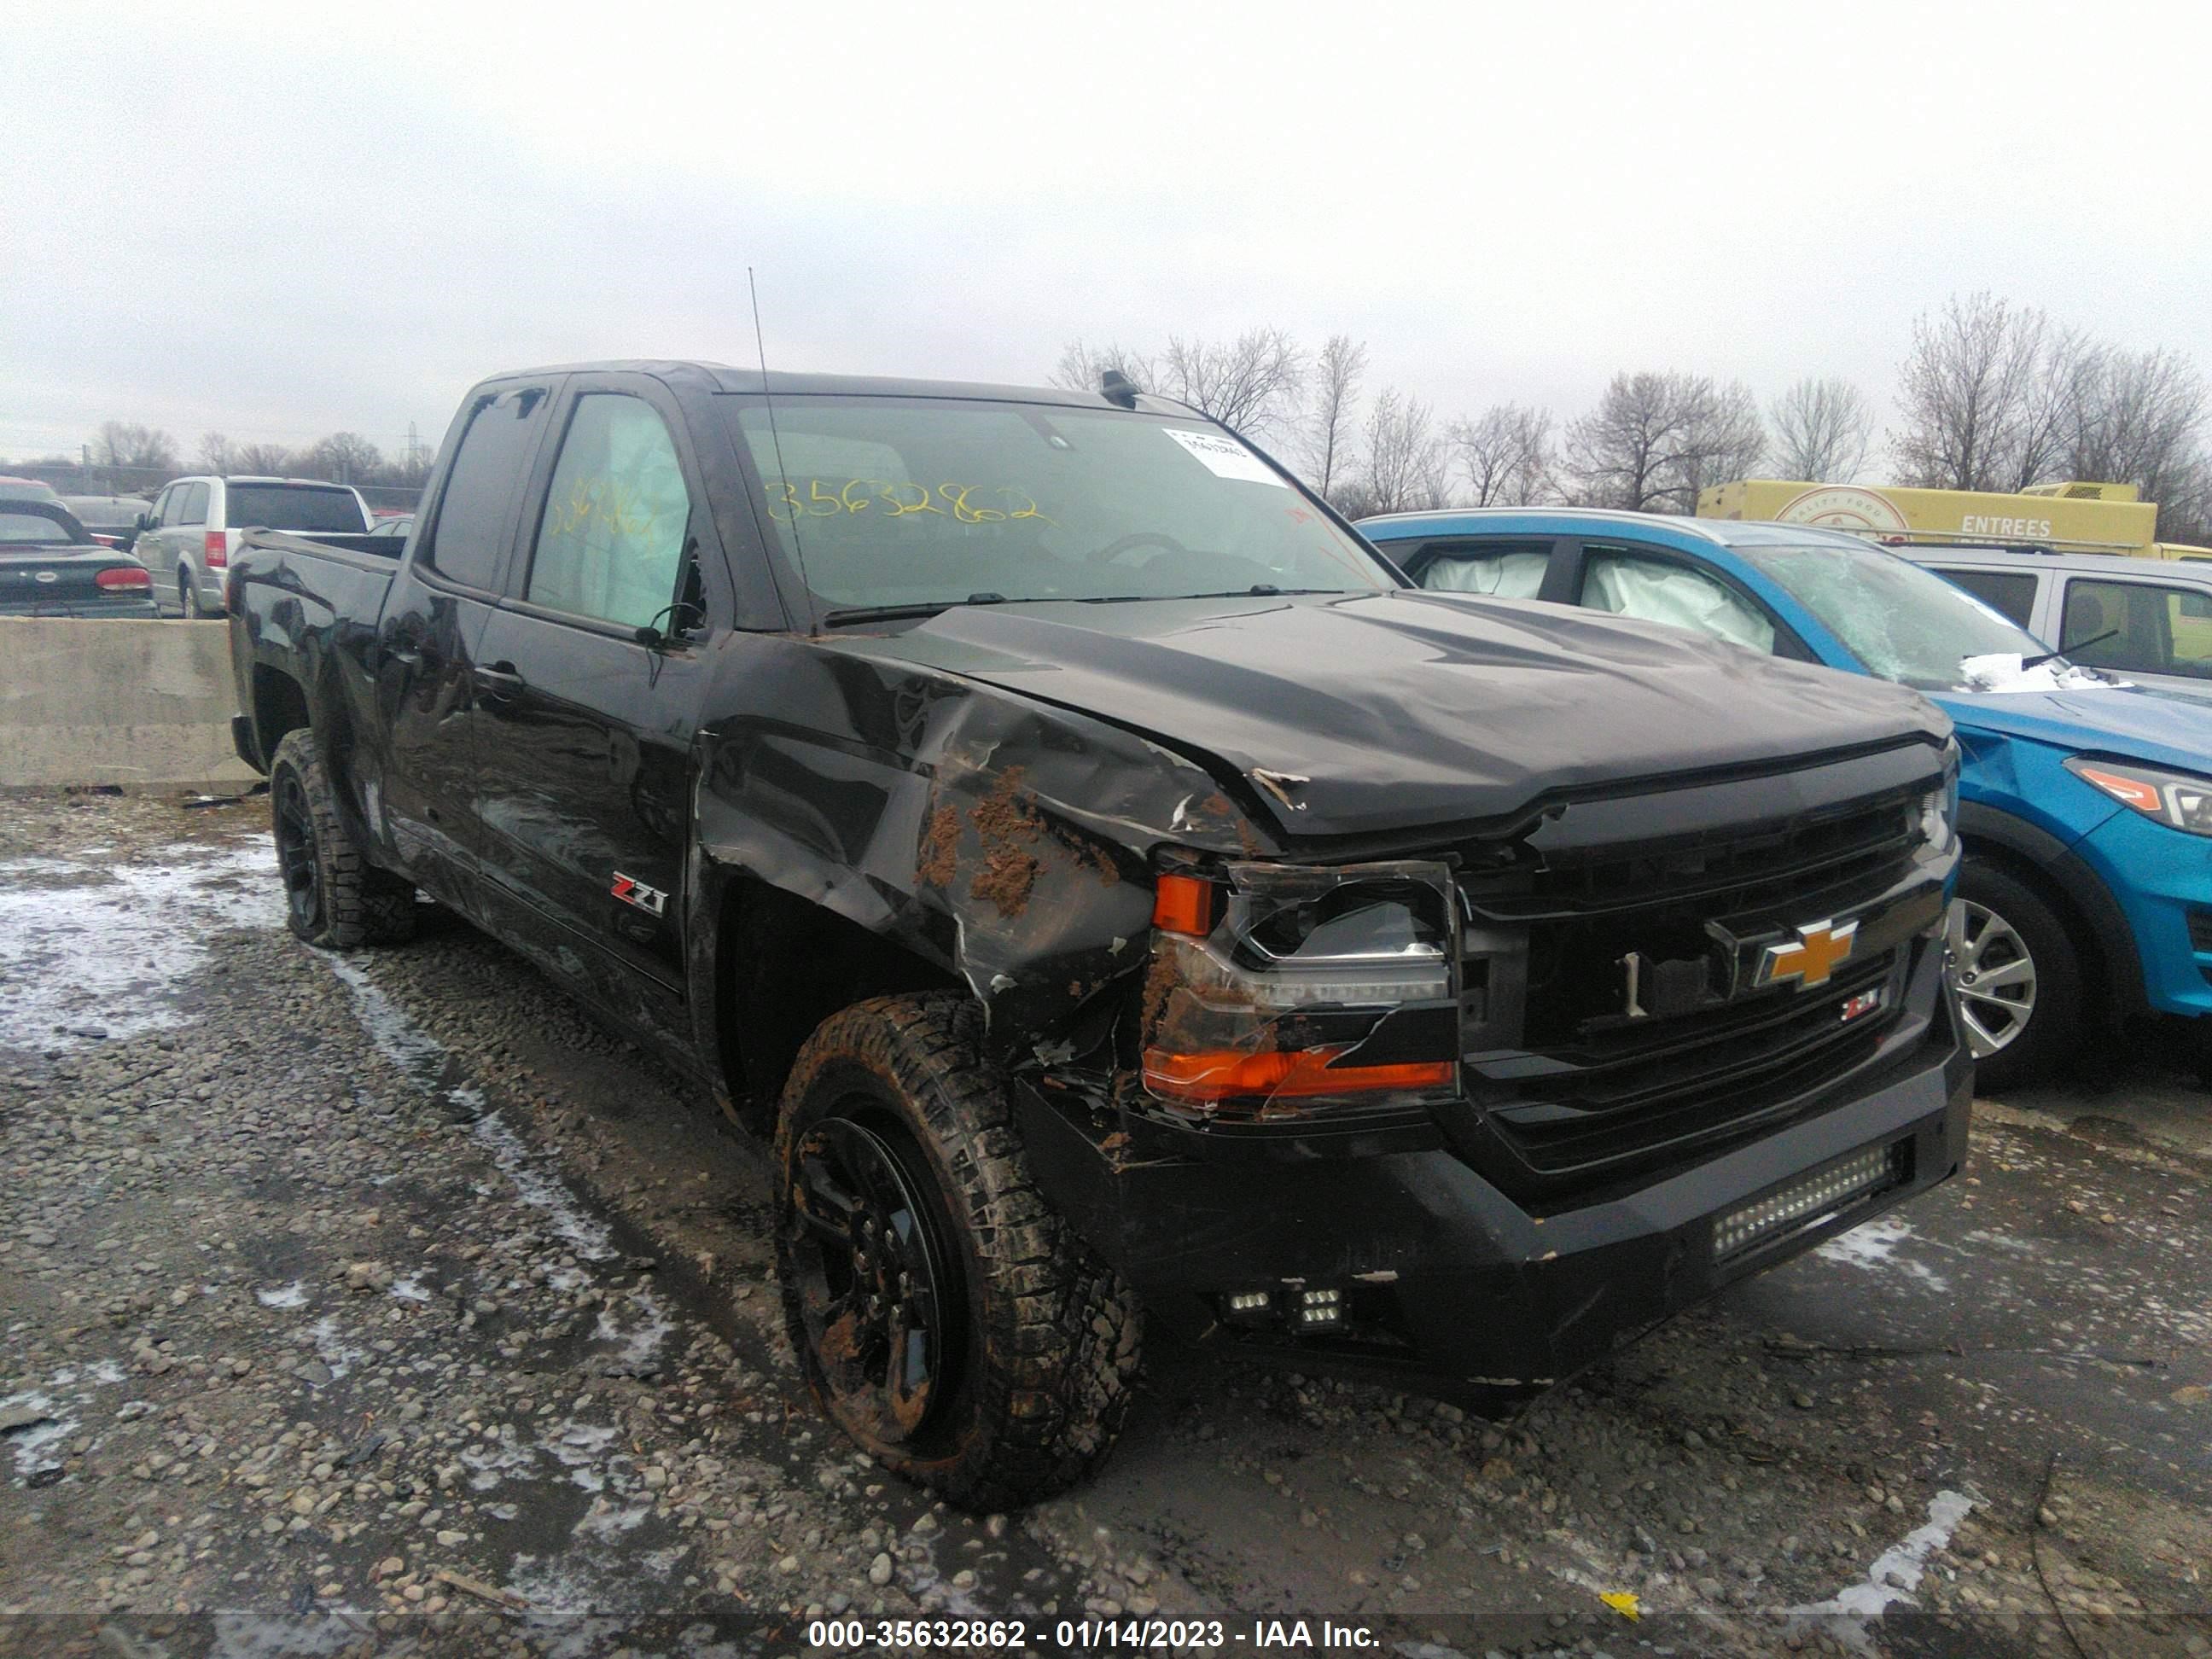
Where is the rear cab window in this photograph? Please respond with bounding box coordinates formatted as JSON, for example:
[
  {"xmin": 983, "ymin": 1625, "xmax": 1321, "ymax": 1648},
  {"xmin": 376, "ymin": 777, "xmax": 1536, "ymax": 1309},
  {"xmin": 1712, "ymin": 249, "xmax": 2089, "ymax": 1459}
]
[{"xmin": 421, "ymin": 387, "xmax": 552, "ymax": 591}]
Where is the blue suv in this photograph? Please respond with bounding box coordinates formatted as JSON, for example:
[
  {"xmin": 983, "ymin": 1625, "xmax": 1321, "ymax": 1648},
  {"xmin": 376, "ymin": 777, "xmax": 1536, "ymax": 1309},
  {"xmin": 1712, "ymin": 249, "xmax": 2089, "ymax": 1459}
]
[{"xmin": 1358, "ymin": 508, "xmax": 2212, "ymax": 1090}]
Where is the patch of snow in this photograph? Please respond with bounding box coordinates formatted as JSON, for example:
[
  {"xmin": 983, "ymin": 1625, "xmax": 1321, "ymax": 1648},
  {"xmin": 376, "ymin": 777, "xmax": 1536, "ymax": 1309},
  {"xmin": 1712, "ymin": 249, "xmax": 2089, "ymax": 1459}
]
[
  {"xmin": 5, "ymin": 1359, "xmax": 131, "ymax": 1484},
  {"xmin": 256, "ymin": 1281, "xmax": 307, "ymax": 1309},
  {"xmin": 1815, "ymin": 1214, "xmax": 1950, "ymax": 1291},
  {"xmin": 1957, "ymin": 653, "xmax": 2124, "ymax": 694},
  {"xmin": 306, "ymin": 1314, "xmax": 364, "ymax": 1380},
  {"xmin": 592, "ymin": 1285, "xmax": 673, "ymax": 1372},
  {"xmin": 1789, "ymin": 1489, "xmax": 1977, "ymax": 1650},
  {"xmin": 325, "ymin": 958, "xmax": 614, "ymax": 1261},
  {"xmin": 388, "ymin": 1276, "xmax": 432, "ymax": 1303},
  {"xmin": 3, "ymin": 1393, "xmax": 76, "ymax": 1482},
  {"xmin": 0, "ymin": 838, "xmax": 282, "ymax": 1050}
]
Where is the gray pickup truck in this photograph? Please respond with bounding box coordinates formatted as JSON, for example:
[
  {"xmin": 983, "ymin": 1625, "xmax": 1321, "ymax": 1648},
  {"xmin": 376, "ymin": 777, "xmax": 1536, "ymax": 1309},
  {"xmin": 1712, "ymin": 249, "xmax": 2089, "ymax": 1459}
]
[{"xmin": 225, "ymin": 360, "xmax": 1970, "ymax": 1507}]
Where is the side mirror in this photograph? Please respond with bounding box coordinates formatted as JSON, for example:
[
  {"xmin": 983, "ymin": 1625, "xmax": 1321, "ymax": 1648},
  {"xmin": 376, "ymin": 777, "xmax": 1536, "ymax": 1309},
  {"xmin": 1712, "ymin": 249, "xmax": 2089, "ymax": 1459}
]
[{"xmin": 136, "ymin": 512, "xmax": 152, "ymax": 533}]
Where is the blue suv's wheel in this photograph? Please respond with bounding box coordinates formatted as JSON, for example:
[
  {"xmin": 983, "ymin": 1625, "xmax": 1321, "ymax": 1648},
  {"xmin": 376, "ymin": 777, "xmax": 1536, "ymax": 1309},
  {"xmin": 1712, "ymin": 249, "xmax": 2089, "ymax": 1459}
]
[{"xmin": 1949, "ymin": 862, "xmax": 2082, "ymax": 1091}]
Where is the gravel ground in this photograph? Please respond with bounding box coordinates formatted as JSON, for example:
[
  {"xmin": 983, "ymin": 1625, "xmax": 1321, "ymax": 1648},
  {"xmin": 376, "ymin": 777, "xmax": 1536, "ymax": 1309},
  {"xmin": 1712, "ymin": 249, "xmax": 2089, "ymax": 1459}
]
[{"xmin": 3, "ymin": 790, "xmax": 2209, "ymax": 1658}]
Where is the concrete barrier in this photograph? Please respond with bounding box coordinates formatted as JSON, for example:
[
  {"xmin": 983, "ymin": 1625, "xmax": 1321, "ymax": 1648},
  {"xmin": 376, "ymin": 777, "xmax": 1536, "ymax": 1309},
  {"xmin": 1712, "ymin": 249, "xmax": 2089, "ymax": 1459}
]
[{"xmin": 0, "ymin": 619, "xmax": 262, "ymax": 791}]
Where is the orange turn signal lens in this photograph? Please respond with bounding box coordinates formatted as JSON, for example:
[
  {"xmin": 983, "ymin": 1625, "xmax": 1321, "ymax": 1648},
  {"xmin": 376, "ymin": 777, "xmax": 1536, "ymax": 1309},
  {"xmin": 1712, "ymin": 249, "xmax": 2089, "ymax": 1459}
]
[
  {"xmin": 2073, "ymin": 764, "xmax": 2163, "ymax": 814},
  {"xmin": 1142, "ymin": 1045, "xmax": 1454, "ymax": 1105},
  {"xmin": 1151, "ymin": 872, "xmax": 1216, "ymax": 936}
]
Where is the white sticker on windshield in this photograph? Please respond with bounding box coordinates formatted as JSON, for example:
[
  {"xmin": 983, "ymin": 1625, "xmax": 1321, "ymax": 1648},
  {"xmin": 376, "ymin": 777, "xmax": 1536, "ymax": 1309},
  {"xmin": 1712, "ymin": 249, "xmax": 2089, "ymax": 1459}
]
[{"xmin": 1161, "ymin": 428, "xmax": 1287, "ymax": 486}]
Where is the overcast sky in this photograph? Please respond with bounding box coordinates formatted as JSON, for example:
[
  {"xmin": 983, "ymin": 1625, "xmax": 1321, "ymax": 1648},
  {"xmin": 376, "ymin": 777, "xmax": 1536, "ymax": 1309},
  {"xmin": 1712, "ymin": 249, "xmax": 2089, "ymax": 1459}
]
[{"xmin": 8, "ymin": 0, "xmax": 2210, "ymax": 468}]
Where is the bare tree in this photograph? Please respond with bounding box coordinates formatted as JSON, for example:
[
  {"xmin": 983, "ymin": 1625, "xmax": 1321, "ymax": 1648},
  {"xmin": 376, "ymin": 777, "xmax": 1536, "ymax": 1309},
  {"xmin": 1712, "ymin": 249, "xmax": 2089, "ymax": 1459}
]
[
  {"xmin": 1448, "ymin": 404, "xmax": 1556, "ymax": 506},
  {"xmin": 90, "ymin": 422, "xmax": 179, "ymax": 472},
  {"xmin": 231, "ymin": 441, "xmax": 296, "ymax": 474},
  {"xmin": 300, "ymin": 432, "xmax": 383, "ymax": 483},
  {"xmin": 1889, "ymin": 292, "xmax": 2061, "ymax": 491},
  {"xmin": 1158, "ymin": 329, "xmax": 1307, "ymax": 438},
  {"xmin": 1050, "ymin": 338, "xmax": 1156, "ymax": 395},
  {"xmin": 1767, "ymin": 377, "xmax": 1873, "ymax": 482},
  {"xmin": 1563, "ymin": 371, "xmax": 1763, "ymax": 513},
  {"xmin": 195, "ymin": 432, "xmax": 238, "ymax": 474},
  {"xmin": 1301, "ymin": 334, "xmax": 1367, "ymax": 500},
  {"xmin": 1356, "ymin": 389, "xmax": 1447, "ymax": 515},
  {"xmin": 2059, "ymin": 346, "xmax": 2209, "ymax": 530},
  {"xmin": 1672, "ymin": 380, "xmax": 1766, "ymax": 509}
]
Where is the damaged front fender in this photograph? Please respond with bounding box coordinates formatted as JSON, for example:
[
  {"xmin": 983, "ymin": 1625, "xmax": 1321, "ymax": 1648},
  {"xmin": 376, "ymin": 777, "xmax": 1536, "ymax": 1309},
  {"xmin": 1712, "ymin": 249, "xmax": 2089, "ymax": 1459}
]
[{"xmin": 687, "ymin": 634, "xmax": 1275, "ymax": 1096}]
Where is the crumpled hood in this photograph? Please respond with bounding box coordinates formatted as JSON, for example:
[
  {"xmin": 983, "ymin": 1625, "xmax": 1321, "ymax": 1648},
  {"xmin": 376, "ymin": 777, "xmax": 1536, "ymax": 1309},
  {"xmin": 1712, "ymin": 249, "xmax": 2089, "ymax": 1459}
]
[
  {"xmin": 1937, "ymin": 684, "xmax": 2212, "ymax": 775},
  {"xmin": 834, "ymin": 591, "xmax": 1950, "ymax": 838}
]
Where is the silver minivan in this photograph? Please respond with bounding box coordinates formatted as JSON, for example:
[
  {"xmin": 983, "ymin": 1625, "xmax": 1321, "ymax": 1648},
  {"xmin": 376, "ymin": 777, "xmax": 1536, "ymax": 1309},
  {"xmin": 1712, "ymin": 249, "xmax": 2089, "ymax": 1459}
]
[
  {"xmin": 137, "ymin": 476, "xmax": 373, "ymax": 618},
  {"xmin": 1909, "ymin": 546, "xmax": 2212, "ymax": 703}
]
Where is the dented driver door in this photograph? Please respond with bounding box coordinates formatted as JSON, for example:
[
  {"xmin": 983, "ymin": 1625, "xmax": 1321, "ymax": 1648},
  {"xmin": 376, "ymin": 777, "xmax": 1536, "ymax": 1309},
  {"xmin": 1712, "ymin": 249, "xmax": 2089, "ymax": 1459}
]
[{"xmin": 468, "ymin": 375, "xmax": 714, "ymax": 1021}]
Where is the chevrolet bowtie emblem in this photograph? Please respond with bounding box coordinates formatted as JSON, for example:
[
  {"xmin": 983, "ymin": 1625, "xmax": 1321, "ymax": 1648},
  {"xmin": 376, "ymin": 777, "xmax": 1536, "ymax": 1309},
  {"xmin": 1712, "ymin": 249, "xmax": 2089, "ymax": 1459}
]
[{"xmin": 1757, "ymin": 918, "xmax": 1858, "ymax": 990}]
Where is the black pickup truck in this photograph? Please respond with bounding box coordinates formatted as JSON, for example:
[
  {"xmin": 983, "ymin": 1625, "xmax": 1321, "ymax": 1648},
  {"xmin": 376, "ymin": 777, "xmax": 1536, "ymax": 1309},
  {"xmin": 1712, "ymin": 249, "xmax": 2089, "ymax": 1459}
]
[{"xmin": 227, "ymin": 361, "xmax": 1969, "ymax": 1508}]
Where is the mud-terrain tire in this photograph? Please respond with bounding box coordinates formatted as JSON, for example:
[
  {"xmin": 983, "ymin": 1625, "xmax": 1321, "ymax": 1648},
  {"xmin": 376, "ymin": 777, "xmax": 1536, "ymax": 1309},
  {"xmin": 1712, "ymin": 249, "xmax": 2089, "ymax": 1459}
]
[
  {"xmin": 268, "ymin": 729, "xmax": 417, "ymax": 949},
  {"xmin": 1950, "ymin": 860, "xmax": 2081, "ymax": 1094},
  {"xmin": 774, "ymin": 994, "xmax": 1142, "ymax": 1510}
]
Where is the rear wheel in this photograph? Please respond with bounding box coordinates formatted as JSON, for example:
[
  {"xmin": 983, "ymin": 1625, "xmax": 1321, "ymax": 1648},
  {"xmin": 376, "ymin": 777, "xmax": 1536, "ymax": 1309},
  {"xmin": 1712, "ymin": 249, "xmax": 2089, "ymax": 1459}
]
[
  {"xmin": 775, "ymin": 995, "xmax": 1141, "ymax": 1510},
  {"xmin": 1948, "ymin": 861, "xmax": 2081, "ymax": 1093},
  {"xmin": 178, "ymin": 572, "xmax": 201, "ymax": 620},
  {"xmin": 268, "ymin": 730, "xmax": 417, "ymax": 949}
]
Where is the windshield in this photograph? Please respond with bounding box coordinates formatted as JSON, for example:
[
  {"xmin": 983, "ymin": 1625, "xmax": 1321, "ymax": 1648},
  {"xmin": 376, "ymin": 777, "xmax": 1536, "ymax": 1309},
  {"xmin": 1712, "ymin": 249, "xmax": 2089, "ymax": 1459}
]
[
  {"xmin": 225, "ymin": 484, "xmax": 367, "ymax": 533},
  {"xmin": 1736, "ymin": 541, "xmax": 2049, "ymax": 690},
  {"xmin": 725, "ymin": 397, "xmax": 1389, "ymax": 614}
]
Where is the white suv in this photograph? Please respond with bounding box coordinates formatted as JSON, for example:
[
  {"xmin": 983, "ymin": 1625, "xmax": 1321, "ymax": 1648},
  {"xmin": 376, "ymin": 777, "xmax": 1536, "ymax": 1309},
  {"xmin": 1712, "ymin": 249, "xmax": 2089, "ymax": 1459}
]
[
  {"xmin": 137, "ymin": 476, "xmax": 373, "ymax": 618},
  {"xmin": 1908, "ymin": 546, "xmax": 2212, "ymax": 703}
]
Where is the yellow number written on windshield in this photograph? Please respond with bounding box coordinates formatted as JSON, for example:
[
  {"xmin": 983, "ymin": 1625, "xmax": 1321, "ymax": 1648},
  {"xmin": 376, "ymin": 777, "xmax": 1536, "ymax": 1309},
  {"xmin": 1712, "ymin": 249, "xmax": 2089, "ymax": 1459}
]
[{"xmin": 766, "ymin": 479, "xmax": 1056, "ymax": 527}]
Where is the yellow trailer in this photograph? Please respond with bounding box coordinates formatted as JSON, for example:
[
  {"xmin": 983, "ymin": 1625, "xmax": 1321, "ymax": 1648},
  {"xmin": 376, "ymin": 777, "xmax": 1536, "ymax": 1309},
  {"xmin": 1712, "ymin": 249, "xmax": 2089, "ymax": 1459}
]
[{"xmin": 1697, "ymin": 479, "xmax": 2163, "ymax": 556}]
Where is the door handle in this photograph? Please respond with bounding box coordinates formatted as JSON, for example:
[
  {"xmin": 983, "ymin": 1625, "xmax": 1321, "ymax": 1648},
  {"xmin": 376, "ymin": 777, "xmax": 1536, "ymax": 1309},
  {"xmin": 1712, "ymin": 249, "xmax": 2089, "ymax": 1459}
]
[{"xmin": 474, "ymin": 661, "xmax": 525, "ymax": 696}]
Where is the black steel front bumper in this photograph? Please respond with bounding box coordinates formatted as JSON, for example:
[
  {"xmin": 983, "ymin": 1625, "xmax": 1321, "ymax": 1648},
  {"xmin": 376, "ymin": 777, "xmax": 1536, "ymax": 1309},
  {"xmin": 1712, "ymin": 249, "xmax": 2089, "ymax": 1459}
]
[{"xmin": 1018, "ymin": 974, "xmax": 1971, "ymax": 1404}]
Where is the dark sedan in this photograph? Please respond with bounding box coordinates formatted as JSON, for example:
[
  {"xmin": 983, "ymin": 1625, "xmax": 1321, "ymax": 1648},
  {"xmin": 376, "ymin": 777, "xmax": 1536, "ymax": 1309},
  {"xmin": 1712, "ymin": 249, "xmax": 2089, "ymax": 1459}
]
[
  {"xmin": 63, "ymin": 493, "xmax": 156, "ymax": 553},
  {"xmin": 0, "ymin": 502, "xmax": 157, "ymax": 615}
]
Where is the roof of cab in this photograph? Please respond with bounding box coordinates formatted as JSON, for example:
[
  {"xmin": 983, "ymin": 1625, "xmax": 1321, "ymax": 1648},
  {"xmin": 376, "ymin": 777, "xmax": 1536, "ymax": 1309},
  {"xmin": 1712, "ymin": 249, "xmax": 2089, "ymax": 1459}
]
[
  {"xmin": 1355, "ymin": 505, "xmax": 1879, "ymax": 552},
  {"xmin": 474, "ymin": 359, "xmax": 1194, "ymax": 416}
]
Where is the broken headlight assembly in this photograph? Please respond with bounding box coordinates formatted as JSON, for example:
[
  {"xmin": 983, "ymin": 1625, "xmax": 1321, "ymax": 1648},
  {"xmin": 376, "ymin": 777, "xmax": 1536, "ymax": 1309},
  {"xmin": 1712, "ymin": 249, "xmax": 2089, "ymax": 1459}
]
[
  {"xmin": 2064, "ymin": 755, "xmax": 2212, "ymax": 836},
  {"xmin": 1919, "ymin": 752, "xmax": 1959, "ymax": 855},
  {"xmin": 1140, "ymin": 859, "xmax": 1462, "ymax": 1121}
]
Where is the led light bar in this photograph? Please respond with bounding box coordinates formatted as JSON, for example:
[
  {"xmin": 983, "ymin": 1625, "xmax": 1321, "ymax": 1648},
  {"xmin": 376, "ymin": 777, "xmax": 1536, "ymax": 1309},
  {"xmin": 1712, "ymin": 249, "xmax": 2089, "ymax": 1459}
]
[
  {"xmin": 1714, "ymin": 1144, "xmax": 1902, "ymax": 1260},
  {"xmin": 1226, "ymin": 1291, "xmax": 1271, "ymax": 1313}
]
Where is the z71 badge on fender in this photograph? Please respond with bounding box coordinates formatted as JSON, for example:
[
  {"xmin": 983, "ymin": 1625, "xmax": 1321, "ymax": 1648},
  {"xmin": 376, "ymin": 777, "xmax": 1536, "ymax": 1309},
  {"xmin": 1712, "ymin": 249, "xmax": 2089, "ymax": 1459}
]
[{"xmin": 610, "ymin": 873, "xmax": 667, "ymax": 917}]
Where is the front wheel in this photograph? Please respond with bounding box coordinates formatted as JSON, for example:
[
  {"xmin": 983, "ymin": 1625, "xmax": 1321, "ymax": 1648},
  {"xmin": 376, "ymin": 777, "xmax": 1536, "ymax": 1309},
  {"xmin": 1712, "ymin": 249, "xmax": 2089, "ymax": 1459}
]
[
  {"xmin": 1947, "ymin": 862, "xmax": 2082, "ymax": 1093},
  {"xmin": 268, "ymin": 730, "xmax": 417, "ymax": 949},
  {"xmin": 775, "ymin": 995, "xmax": 1141, "ymax": 1510}
]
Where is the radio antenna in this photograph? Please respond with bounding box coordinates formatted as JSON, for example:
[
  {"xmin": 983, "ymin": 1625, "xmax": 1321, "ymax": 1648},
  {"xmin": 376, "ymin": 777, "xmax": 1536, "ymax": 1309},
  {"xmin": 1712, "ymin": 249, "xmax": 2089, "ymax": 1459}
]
[{"xmin": 748, "ymin": 266, "xmax": 818, "ymax": 636}]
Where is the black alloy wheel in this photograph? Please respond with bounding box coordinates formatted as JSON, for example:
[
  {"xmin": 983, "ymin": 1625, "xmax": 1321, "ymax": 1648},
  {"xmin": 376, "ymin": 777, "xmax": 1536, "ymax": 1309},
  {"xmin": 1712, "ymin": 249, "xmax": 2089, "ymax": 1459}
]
[
  {"xmin": 784, "ymin": 1113, "xmax": 960, "ymax": 1447},
  {"xmin": 274, "ymin": 765, "xmax": 324, "ymax": 936}
]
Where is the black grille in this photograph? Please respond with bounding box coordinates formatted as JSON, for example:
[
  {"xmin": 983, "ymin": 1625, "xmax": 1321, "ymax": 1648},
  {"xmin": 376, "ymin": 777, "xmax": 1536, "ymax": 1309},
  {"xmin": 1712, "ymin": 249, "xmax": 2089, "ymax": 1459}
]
[
  {"xmin": 2189, "ymin": 908, "xmax": 2212, "ymax": 953},
  {"xmin": 1454, "ymin": 783, "xmax": 1933, "ymax": 1195},
  {"xmin": 1473, "ymin": 790, "xmax": 1918, "ymax": 923},
  {"xmin": 1474, "ymin": 950, "xmax": 1907, "ymax": 1180}
]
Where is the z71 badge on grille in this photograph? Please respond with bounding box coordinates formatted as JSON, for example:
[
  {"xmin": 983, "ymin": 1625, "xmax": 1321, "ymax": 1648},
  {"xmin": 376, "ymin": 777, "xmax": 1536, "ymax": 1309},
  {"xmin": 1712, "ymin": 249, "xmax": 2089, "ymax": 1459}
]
[
  {"xmin": 1756, "ymin": 918, "xmax": 1857, "ymax": 989},
  {"xmin": 610, "ymin": 873, "xmax": 667, "ymax": 917}
]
